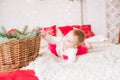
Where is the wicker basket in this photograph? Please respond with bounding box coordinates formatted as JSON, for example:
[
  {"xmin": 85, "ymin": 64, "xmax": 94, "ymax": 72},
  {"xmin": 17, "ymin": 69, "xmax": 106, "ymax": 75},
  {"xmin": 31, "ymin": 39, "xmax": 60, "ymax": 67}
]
[{"xmin": 0, "ymin": 35, "xmax": 41, "ymax": 72}]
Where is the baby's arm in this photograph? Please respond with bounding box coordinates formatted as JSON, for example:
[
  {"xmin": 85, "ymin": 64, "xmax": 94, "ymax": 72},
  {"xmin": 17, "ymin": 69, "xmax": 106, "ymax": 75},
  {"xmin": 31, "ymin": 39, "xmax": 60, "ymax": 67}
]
[
  {"xmin": 44, "ymin": 35, "xmax": 62, "ymax": 44},
  {"xmin": 84, "ymin": 41, "xmax": 93, "ymax": 49},
  {"xmin": 40, "ymin": 30, "xmax": 62, "ymax": 44}
]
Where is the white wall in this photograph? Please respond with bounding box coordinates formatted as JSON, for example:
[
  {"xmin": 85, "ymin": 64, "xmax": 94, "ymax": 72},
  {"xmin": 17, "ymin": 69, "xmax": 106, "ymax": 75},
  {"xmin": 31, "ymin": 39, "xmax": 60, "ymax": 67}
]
[
  {"xmin": 83, "ymin": 0, "xmax": 106, "ymax": 36},
  {"xmin": 0, "ymin": 0, "xmax": 81, "ymax": 31},
  {"xmin": 0, "ymin": 0, "xmax": 106, "ymax": 36}
]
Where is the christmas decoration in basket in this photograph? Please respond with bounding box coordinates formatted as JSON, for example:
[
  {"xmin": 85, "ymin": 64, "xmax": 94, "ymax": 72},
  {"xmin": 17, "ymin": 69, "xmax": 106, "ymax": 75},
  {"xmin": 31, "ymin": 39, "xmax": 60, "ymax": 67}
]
[{"xmin": 0, "ymin": 26, "xmax": 41, "ymax": 72}]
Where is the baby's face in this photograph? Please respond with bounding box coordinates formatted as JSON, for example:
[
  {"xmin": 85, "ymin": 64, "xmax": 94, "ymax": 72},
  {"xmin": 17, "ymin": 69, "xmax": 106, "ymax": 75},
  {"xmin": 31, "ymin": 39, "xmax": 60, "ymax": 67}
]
[{"xmin": 62, "ymin": 31, "xmax": 78, "ymax": 48}]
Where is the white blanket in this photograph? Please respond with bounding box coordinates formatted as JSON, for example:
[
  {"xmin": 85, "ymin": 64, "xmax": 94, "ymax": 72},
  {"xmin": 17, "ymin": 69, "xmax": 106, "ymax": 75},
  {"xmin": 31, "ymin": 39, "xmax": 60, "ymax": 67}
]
[{"xmin": 22, "ymin": 42, "xmax": 120, "ymax": 80}]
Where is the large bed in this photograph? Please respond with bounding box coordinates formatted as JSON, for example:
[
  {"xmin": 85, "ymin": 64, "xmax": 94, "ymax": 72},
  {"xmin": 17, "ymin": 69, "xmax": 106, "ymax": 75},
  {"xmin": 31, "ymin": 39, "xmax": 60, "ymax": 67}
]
[{"xmin": 21, "ymin": 38, "xmax": 120, "ymax": 80}]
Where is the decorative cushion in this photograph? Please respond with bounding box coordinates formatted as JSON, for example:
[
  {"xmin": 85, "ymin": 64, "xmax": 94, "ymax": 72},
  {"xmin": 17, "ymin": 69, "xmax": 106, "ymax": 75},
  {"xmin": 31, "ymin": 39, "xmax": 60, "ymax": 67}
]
[
  {"xmin": 58, "ymin": 25, "xmax": 95, "ymax": 38},
  {"xmin": 56, "ymin": 27, "xmax": 64, "ymax": 36},
  {"xmin": 76, "ymin": 43, "xmax": 88, "ymax": 55},
  {"xmin": 81, "ymin": 25, "xmax": 95, "ymax": 38},
  {"xmin": 73, "ymin": 25, "xmax": 95, "ymax": 38},
  {"xmin": 40, "ymin": 25, "xmax": 56, "ymax": 36},
  {"xmin": 72, "ymin": 25, "xmax": 81, "ymax": 29},
  {"xmin": 0, "ymin": 70, "xmax": 38, "ymax": 80},
  {"xmin": 58, "ymin": 25, "xmax": 73, "ymax": 36},
  {"xmin": 85, "ymin": 35, "xmax": 108, "ymax": 42}
]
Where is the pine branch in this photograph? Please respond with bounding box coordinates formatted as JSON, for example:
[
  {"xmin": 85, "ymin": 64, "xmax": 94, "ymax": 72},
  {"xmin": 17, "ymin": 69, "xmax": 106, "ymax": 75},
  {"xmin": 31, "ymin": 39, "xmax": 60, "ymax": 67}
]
[
  {"xmin": 22, "ymin": 25, "xmax": 28, "ymax": 35},
  {"xmin": 0, "ymin": 26, "xmax": 7, "ymax": 36},
  {"xmin": 0, "ymin": 33, "xmax": 5, "ymax": 36},
  {"xmin": 15, "ymin": 29, "xmax": 22, "ymax": 34}
]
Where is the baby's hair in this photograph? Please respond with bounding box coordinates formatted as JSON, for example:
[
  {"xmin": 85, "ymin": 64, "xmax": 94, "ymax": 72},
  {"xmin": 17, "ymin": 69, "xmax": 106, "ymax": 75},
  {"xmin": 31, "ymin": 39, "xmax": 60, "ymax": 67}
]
[{"xmin": 73, "ymin": 29, "xmax": 85, "ymax": 46}]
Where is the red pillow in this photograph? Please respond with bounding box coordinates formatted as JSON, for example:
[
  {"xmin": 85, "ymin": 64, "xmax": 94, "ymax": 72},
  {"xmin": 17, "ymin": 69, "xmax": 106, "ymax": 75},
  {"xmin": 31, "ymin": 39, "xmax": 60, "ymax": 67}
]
[
  {"xmin": 81, "ymin": 25, "xmax": 95, "ymax": 38},
  {"xmin": 40, "ymin": 25, "xmax": 56, "ymax": 36},
  {"xmin": 58, "ymin": 25, "xmax": 95, "ymax": 38},
  {"xmin": 76, "ymin": 43, "xmax": 88, "ymax": 56},
  {"xmin": 0, "ymin": 70, "xmax": 38, "ymax": 80},
  {"xmin": 72, "ymin": 25, "xmax": 81, "ymax": 29},
  {"xmin": 58, "ymin": 25, "xmax": 73, "ymax": 36},
  {"xmin": 72, "ymin": 24, "xmax": 95, "ymax": 38}
]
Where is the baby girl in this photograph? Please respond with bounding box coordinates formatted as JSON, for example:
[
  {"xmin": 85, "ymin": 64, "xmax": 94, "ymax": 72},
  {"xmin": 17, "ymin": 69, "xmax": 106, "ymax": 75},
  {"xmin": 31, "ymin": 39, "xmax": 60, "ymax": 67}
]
[{"xmin": 41, "ymin": 29, "xmax": 88, "ymax": 62}]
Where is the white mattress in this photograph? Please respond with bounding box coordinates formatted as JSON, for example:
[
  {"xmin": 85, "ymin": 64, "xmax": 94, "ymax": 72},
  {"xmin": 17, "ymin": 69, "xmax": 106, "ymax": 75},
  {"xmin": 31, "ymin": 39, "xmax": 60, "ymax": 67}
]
[{"xmin": 21, "ymin": 42, "xmax": 120, "ymax": 80}]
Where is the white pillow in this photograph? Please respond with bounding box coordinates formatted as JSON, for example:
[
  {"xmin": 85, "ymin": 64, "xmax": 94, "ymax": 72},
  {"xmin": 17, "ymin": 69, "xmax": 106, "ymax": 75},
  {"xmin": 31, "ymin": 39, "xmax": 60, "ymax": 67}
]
[{"xmin": 85, "ymin": 35, "xmax": 108, "ymax": 42}]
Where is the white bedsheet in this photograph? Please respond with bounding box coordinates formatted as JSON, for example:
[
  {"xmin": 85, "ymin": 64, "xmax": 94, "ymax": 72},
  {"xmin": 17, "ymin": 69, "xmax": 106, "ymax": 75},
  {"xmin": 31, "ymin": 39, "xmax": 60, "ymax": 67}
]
[{"xmin": 22, "ymin": 42, "xmax": 120, "ymax": 80}]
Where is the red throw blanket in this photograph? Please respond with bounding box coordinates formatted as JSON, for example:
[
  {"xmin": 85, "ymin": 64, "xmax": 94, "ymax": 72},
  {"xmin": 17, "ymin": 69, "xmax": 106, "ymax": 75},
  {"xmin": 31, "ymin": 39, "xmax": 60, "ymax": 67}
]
[{"xmin": 0, "ymin": 70, "xmax": 38, "ymax": 80}]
